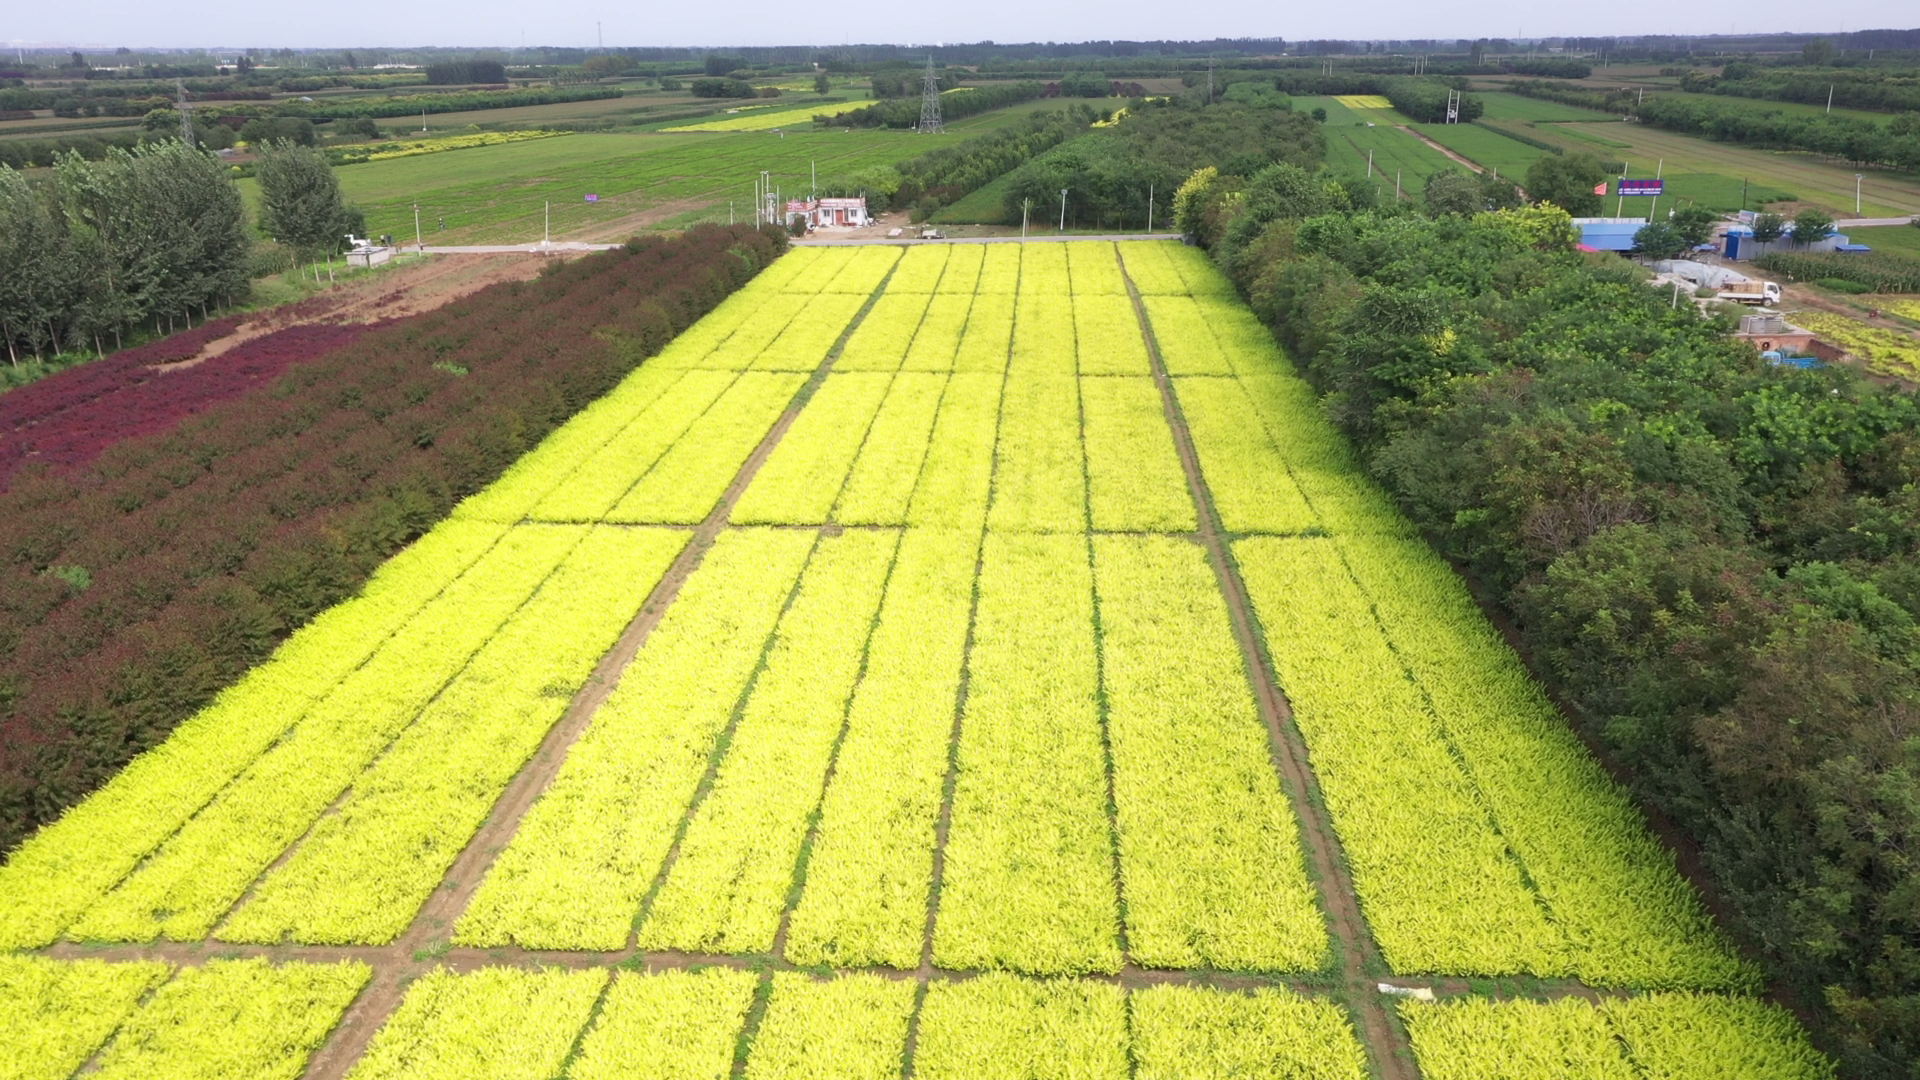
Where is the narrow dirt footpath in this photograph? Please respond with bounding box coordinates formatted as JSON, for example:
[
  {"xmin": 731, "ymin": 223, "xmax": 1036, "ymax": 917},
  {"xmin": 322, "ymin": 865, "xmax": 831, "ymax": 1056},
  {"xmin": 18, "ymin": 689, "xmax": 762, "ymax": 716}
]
[
  {"xmin": 1395, "ymin": 126, "xmax": 1530, "ymax": 198},
  {"xmin": 157, "ymin": 255, "xmax": 556, "ymax": 371},
  {"xmin": 1116, "ymin": 247, "xmax": 1419, "ymax": 1080},
  {"xmin": 1399, "ymin": 125, "xmax": 1483, "ymax": 173}
]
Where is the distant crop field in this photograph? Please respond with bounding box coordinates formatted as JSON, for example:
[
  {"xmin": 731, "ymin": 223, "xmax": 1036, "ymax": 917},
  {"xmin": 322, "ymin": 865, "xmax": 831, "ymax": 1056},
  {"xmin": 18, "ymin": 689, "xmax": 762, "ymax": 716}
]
[
  {"xmin": 291, "ymin": 130, "xmax": 924, "ymax": 243},
  {"xmin": 1323, "ymin": 123, "xmax": 1455, "ymax": 198},
  {"xmin": 1412, "ymin": 123, "xmax": 1548, "ymax": 181},
  {"xmin": 1412, "ymin": 122, "xmax": 1801, "ymax": 211},
  {"xmin": 663, "ymin": 100, "xmax": 852, "ymax": 132},
  {"xmin": 1547, "ymin": 122, "xmax": 1920, "ymax": 216}
]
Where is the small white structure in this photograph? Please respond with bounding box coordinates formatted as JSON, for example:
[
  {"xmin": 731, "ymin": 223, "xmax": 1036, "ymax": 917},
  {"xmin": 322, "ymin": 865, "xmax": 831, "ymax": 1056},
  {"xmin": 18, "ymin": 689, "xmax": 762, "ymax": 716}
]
[
  {"xmin": 785, "ymin": 196, "xmax": 873, "ymax": 230},
  {"xmin": 343, "ymin": 234, "xmax": 393, "ymax": 268}
]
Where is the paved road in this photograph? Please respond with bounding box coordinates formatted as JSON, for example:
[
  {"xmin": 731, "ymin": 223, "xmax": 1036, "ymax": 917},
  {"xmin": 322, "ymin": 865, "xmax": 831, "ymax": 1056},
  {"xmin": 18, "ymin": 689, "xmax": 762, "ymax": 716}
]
[
  {"xmin": 1836, "ymin": 217, "xmax": 1918, "ymax": 228},
  {"xmin": 410, "ymin": 243, "xmax": 625, "ymax": 254},
  {"xmin": 795, "ymin": 233, "xmax": 1185, "ymax": 246}
]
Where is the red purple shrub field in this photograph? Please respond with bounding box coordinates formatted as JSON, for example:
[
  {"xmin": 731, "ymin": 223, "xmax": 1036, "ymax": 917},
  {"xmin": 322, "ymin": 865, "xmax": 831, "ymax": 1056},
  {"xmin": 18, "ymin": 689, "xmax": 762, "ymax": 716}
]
[
  {"xmin": 0, "ymin": 322, "xmax": 374, "ymax": 485},
  {"xmin": 0, "ymin": 223, "xmax": 787, "ymax": 852}
]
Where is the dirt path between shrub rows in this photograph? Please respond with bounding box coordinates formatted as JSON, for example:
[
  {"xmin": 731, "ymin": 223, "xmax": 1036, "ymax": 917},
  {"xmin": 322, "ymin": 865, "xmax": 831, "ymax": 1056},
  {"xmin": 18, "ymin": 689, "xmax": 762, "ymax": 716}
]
[{"xmin": 157, "ymin": 254, "xmax": 561, "ymax": 371}]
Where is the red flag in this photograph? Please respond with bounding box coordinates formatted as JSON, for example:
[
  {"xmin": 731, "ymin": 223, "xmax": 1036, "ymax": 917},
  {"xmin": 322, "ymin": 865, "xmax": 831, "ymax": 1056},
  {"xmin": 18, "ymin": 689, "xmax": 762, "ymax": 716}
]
[{"xmin": 1593, "ymin": 181, "xmax": 1609, "ymax": 195}]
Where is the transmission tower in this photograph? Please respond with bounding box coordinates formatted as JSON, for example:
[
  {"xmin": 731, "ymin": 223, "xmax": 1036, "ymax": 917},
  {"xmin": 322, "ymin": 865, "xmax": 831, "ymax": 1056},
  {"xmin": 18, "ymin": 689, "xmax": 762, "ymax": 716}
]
[
  {"xmin": 176, "ymin": 79, "xmax": 195, "ymax": 146},
  {"xmin": 917, "ymin": 55, "xmax": 943, "ymax": 134}
]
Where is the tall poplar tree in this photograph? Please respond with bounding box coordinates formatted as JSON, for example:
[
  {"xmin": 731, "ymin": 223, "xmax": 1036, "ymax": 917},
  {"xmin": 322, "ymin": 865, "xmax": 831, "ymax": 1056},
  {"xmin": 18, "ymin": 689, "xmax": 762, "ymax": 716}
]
[{"xmin": 254, "ymin": 139, "xmax": 364, "ymax": 264}]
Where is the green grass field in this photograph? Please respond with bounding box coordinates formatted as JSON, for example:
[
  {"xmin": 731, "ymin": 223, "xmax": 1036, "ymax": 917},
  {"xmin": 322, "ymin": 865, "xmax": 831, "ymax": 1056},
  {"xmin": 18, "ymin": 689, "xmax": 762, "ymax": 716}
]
[
  {"xmin": 1546, "ymin": 122, "xmax": 1920, "ymax": 216},
  {"xmin": 944, "ymin": 97, "xmax": 1083, "ymax": 134},
  {"xmin": 660, "ymin": 99, "xmax": 863, "ymax": 133},
  {"xmin": 1846, "ymin": 224, "xmax": 1920, "ymax": 259},
  {"xmin": 932, "ymin": 173, "xmax": 1017, "ymax": 224},
  {"xmin": 255, "ymin": 130, "xmax": 929, "ymax": 244},
  {"xmin": 1292, "ymin": 96, "xmax": 1456, "ymax": 202},
  {"xmin": 1409, "ymin": 123, "xmax": 1799, "ymax": 211},
  {"xmin": 1411, "ymin": 124, "xmax": 1547, "ymax": 182}
]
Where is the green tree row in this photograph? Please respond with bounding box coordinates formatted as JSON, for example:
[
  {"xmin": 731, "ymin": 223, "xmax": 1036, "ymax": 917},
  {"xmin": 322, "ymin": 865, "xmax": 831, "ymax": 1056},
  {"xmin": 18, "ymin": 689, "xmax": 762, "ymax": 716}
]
[
  {"xmin": 1001, "ymin": 96, "xmax": 1325, "ymax": 229},
  {"xmin": 0, "ymin": 139, "xmax": 358, "ymax": 365},
  {"xmin": 814, "ymin": 81, "xmax": 1043, "ymax": 129}
]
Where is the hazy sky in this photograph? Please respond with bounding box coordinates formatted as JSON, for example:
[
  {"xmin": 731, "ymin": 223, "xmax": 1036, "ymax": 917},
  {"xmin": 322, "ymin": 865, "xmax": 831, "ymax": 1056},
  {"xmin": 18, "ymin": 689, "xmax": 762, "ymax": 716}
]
[{"xmin": 5, "ymin": 1, "xmax": 1911, "ymax": 51}]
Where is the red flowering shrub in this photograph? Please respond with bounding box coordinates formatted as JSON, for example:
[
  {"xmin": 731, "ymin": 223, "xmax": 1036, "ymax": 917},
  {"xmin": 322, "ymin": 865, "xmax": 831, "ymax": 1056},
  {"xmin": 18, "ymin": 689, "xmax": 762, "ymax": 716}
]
[
  {"xmin": 1, "ymin": 323, "xmax": 374, "ymax": 485},
  {"xmin": 0, "ymin": 223, "xmax": 787, "ymax": 852}
]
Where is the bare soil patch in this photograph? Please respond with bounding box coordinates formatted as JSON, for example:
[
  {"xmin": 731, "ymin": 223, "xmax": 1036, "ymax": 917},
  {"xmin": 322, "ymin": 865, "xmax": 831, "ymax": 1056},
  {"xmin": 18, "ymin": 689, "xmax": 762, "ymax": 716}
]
[{"xmin": 157, "ymin": 255, "xmax": 558, "ymax": 371}]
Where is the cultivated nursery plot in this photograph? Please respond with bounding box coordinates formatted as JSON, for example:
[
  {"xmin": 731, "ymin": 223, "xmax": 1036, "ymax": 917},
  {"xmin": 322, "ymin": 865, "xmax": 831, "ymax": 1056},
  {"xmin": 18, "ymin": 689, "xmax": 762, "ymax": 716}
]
[
  {"xmin": 1, "ymin": 956, "xmax": 170, "ymax": 1080},
  {"xmin": 1400, "ymin": 994, "xmax": 1831, "ymax": 1080},
  {"xmin": 96, "ymin": 959, "xmax": 369, "ymax": 1080},
  {"xmin": 1, "ymin": 239, "xmax": 1820, "ymax": 1075},
  {"xmin": 346, "ymin": 966, "xmax": 610, "ymax": 1080}
]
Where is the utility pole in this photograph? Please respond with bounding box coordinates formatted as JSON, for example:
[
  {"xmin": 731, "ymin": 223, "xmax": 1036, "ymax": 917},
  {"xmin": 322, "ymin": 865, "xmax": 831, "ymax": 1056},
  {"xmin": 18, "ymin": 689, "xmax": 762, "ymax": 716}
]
[
  {"xmin": 1856, "ymin": 173, "xmax": 1863, "ymax": 215},
  {"xmin": 1395, "ymin": 169, "xmax": 1402, "ymax": 201},
  {"xmin": 1021, "ymin": 197, "xmax": 1032, "ymax": 238},
  {"xmin": 1826, "ymin": 85, "xmax": 1834, "ymax": 114},
  {"xmin": 811, "ymin": 160, "xmax": 816, "ymax": 198},
  {"xmin": 1146, "ymin": 184, "xmax": 1154, "ymax": 233},
  {"xmin": 413, "ymin": 203, "xmax": 423, "ymax": 253},
  {"xmin": 544, "ymin": 200, "xmax": 550, "ymax": 247},
  {"xmin": 1366, "ymin": 149, "xmax": 1373, "ymax": 178},
  {"xmin": 1059, "ymin": 188, "xmax": 1067, "ymax": 233}
]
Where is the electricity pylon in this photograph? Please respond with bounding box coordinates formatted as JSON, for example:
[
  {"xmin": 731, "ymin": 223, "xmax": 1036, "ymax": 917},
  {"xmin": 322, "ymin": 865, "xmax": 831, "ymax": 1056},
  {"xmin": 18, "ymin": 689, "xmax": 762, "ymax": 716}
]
[{"xmin": 917, "ymin": 55, "xmax": 943, "ymax": 134}]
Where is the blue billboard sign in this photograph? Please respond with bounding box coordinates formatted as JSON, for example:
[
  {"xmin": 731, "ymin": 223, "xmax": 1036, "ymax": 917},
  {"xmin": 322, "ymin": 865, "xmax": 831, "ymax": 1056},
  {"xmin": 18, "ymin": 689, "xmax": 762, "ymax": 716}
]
[{"xmin": 1617, "ymin": 179, "xmax": 1664, "ymax": 196}]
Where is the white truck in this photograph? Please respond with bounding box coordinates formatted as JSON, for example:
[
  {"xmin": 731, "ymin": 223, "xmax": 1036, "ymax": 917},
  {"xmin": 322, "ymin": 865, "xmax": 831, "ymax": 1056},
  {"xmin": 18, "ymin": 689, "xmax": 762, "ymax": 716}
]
[
  {"xmin": 1714, "ymin": 279, "xmax": 1784, "ymax": 305},
  {"xmin": 1653, "ymin": 260, "xmax": 1782, "ymax": 306}
]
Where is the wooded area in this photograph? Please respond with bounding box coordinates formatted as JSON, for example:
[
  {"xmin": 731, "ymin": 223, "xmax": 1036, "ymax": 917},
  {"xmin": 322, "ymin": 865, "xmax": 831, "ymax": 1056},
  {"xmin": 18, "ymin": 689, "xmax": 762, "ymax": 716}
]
[
  {"xmin": 1179, "ymin": 163, "xmax": 1920, "ymax": 1074},
  {"xmin": 0, "ymin": 141, "xmax": 249, "ymax": 363}
]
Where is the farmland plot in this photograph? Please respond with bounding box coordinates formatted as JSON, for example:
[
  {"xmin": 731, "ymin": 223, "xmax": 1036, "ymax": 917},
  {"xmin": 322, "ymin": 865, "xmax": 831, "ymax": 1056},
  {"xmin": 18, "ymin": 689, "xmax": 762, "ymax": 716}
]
[{"xmin": 1, "ymin": 240, "xmax": 1822, "ymax": 1075}]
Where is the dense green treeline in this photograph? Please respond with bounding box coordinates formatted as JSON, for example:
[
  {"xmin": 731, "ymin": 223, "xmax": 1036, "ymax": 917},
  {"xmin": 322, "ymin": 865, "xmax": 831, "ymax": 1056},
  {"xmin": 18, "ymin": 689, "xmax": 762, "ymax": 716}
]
[
  {"xmin": 1635, "ymin": 94, "xmax": 1920, "ymax": 171},
  {"xmin": 0, "ymin": 141, "xmax": 249, "ymax": 362},
  {"xmin": 809, "ymin": 108, "xmax": 1096, "ymax": 219},
  {"xmin": 816, "ymin": 81, "xmax": 1043, "ymax": 129},
  {"xmin": 898, "ymin": 109, "xmax": 1089, "ymax": 194},
  {"xmin": 1000, "ymin": 98, "xmax": 1325, "ymax": 228},
  {"xmin": 1690, "ymin": 64, "xmax": 1920, "ymax": 116},
  {"xmin": 1181, "ymin": 165, "xmax": 1920, "ymax": 1075}
]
